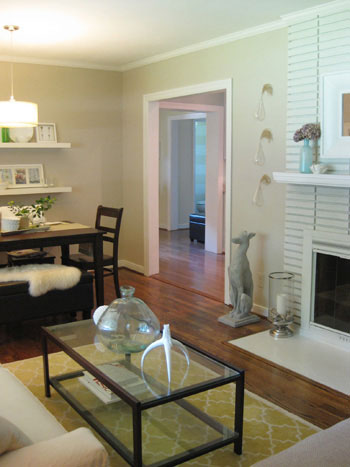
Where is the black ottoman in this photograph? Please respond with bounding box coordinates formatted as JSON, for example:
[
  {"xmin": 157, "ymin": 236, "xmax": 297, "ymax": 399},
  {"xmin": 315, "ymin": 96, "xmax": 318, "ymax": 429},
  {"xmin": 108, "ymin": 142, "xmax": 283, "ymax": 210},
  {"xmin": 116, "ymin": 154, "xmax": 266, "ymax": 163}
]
[{"xmin": 189, "ymin": 213, "xmax": 205, "ymax": 243}]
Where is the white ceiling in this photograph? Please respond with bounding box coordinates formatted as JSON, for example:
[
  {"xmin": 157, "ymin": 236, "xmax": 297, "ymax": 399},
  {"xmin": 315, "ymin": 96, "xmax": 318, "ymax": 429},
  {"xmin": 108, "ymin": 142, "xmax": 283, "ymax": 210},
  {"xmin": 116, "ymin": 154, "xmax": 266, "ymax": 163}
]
[{"xmin": 0, "ymin": 0, "xmax": 337, "ymax": 71}]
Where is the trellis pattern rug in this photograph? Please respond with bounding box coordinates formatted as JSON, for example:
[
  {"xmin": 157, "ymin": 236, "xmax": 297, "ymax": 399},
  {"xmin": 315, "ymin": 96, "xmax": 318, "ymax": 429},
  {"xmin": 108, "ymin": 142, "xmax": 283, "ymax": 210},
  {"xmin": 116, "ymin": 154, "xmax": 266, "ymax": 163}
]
[{"xmin": 4, "ymin": 353, "xmax": 319, "ymax": 466}]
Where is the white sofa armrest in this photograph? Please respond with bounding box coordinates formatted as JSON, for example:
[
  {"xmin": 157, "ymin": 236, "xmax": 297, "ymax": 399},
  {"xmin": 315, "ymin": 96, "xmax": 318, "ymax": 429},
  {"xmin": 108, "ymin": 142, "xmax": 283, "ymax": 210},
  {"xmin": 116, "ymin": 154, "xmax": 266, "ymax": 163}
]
[{"xmin": 0, "ymin": 427, "xmax": 109, "ymax": 467}]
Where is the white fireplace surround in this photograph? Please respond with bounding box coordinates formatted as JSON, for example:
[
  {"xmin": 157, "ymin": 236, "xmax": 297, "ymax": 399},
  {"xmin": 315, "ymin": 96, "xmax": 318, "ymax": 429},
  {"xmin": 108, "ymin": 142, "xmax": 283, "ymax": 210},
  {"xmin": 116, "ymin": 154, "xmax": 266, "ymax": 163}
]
[{"xmin": 301, "ymin": 230, "xmax": 350, "ymax": 351}]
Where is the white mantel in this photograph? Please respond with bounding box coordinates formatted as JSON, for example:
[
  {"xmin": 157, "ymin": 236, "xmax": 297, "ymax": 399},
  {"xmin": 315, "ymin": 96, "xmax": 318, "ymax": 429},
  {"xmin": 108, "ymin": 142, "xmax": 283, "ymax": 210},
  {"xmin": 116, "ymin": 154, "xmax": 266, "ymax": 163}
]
[{"xmin": 273, "ymin": 172, "xmax": 350, "ymax": 187}]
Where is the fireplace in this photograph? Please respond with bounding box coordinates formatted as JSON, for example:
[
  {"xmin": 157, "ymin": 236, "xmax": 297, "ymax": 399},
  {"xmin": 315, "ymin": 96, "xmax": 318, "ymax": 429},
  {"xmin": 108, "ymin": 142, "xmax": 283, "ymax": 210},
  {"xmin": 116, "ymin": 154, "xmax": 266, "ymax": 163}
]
[{"xmin": 301, "ymin": 230, "xmax": 350, "ymax": 350}]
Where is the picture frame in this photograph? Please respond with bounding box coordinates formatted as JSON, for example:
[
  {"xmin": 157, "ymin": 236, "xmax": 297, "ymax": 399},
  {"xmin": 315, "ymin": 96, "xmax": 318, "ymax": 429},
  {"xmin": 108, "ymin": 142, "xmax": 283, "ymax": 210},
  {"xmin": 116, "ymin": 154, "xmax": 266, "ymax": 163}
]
[
  {"xmin": 0, "ymin": 164, "xmax": 45, "ymax": 188},
  {"xmin": 35, "ymin": 123, "xmax": 57, "ymax": 143}
]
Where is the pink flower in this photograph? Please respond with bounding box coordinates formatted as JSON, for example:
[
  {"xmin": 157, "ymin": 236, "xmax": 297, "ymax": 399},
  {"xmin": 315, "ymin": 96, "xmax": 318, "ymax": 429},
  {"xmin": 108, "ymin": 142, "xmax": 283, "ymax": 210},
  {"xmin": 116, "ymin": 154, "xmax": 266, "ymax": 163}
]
[{"xmin": 293, "ymin": 123, "xmax": 321, "ymax": 142}]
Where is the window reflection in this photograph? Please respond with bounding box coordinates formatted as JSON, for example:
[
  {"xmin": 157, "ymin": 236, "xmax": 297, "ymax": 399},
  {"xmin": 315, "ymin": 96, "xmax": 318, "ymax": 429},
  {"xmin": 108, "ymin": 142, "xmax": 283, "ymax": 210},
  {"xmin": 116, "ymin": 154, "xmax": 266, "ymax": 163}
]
[{"xmin": 343, "ymin": 93, "xmax": 350, "ymax": 136}]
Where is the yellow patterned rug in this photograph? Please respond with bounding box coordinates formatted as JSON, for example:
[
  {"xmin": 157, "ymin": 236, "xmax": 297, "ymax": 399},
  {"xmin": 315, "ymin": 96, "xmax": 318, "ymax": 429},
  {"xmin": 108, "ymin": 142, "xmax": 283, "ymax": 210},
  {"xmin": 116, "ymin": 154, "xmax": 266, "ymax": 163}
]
[{"xmin": 4, "ymin": 353, "xmax": 319, "ymax": 466}]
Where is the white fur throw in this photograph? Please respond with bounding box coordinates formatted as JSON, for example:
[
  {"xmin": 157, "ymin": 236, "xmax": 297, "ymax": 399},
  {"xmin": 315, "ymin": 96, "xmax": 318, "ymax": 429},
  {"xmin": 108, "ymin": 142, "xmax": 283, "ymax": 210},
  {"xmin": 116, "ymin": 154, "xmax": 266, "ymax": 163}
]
[{"xmin": 0, "ymin": 264, "xmax": 82, "ymax": 297}]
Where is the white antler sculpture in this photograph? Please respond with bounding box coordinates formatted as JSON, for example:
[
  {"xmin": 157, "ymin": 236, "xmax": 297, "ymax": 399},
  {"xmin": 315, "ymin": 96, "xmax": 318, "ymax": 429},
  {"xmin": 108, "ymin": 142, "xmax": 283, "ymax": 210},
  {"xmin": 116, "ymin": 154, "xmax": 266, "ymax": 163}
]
[{"xmin": 141, "ymin": 324, "xmax": 189, "ymax": 384}]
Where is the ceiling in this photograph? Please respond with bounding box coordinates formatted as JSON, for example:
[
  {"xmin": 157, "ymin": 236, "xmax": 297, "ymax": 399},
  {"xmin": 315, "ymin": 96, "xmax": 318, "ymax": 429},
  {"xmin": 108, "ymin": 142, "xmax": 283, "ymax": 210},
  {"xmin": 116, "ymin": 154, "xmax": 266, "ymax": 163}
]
[{"xmin": 0, "ymin": 0, "xmax": 336, "ymax": 71}]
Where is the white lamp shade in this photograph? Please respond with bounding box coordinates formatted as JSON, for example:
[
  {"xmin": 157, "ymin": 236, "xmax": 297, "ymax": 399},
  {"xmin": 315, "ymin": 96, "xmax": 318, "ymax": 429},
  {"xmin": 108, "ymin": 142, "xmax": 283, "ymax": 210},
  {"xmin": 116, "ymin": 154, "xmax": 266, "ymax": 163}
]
[{"xmin": 0, "ymin": 99, "xmax": 38, "ymax": 127}]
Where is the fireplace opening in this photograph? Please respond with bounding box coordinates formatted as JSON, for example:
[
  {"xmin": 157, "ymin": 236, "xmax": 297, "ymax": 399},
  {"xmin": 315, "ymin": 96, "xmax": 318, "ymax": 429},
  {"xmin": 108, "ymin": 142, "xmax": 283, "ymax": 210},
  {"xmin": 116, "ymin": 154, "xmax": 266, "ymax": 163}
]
[{"xmin": 313, "ymin": 252, "xmax": 350, "ymax": 334}]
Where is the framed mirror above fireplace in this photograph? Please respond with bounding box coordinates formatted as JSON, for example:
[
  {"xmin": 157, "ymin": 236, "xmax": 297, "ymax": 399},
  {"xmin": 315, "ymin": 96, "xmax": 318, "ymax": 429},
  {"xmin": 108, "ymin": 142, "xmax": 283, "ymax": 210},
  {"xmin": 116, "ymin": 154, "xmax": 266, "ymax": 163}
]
[{"xmin": 321, "ymin": 71, "xmax": 350, "ymax": 159}]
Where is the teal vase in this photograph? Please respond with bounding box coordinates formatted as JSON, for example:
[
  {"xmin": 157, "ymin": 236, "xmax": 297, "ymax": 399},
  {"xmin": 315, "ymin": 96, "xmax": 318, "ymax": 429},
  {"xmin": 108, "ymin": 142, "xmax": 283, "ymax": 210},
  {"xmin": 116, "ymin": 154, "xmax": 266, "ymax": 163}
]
[{"xmin": 299, "ymin": 139, "xmax": 313, "ymax": 174}]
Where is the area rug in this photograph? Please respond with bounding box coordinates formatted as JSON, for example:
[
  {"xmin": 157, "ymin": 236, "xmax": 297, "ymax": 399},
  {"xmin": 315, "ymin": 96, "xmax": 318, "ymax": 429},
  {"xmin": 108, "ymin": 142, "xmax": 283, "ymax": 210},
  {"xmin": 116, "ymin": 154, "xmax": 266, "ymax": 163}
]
[{"xmin": 4, "ymin": 353, "xmax": 319, "ymax": 466}]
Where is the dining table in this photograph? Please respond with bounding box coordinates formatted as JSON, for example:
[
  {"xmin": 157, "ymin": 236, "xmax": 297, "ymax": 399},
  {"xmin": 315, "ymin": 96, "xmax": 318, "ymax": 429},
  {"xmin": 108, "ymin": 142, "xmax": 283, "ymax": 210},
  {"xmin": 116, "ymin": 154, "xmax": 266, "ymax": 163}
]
[{"xmin": 0, "ymin": 222, "xmax": 105, "ymax": 306}]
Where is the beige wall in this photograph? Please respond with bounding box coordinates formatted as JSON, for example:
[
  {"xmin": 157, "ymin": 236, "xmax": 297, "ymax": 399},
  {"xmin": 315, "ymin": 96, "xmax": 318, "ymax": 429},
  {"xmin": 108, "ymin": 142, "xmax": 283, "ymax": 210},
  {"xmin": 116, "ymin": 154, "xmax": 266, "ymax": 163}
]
[
  {"xmin": 0, "ymin": 62, "xmax": 122, "ymax": 228},
  {"xmin": 122, "ymin": 29, "xmax": 288, "ymax": 307}
]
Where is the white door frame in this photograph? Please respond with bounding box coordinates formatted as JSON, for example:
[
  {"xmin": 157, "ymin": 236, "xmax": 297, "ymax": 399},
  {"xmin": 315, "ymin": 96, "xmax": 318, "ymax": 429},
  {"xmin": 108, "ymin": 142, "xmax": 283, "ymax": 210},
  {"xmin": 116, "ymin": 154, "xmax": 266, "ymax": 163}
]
[{"xmin": 143, "ymin": 79, "xmax": 232, "ymax": 303}]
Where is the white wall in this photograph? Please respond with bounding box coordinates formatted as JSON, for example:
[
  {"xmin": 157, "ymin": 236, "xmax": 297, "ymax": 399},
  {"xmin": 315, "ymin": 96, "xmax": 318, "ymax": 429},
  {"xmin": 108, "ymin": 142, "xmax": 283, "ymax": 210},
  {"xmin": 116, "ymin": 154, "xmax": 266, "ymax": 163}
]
[
  {"xmin": 176, "ymin": 119, "xmax": 194, "ymax": 228},
  {"xmin": 194, "ymin": 119, "xmax": 206, "ymax": 206},
  {"xmin": 159, "ymin": 109, "xmax": 196, "ymax": 230},
  {"xmin": 122, "ymin": 28, "xmax": 288, "ymax": 307}
]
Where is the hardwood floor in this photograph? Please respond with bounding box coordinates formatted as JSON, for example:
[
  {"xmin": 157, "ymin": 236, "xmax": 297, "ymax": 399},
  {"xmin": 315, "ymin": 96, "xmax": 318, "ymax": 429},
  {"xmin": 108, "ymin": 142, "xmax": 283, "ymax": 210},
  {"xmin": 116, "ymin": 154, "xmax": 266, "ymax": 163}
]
[
  {"xmin": 1, "ymin": 267, "xmax": 349, "ymax": 430},
  {"xmin": 154, "ymin": 229, "xmax": 225, "ymax": 302}
]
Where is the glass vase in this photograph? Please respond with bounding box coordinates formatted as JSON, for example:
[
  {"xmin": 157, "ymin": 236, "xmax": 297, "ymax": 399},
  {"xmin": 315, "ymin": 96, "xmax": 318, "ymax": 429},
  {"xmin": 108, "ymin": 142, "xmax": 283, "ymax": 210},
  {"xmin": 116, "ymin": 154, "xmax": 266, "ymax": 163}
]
[
  {"xmin": 299, "ymin": 138, "xmax": 313, "ymax": 174},
  {"xmin": 95, "ymin": 285, "xmax": 160, "ymax": 353},
  {"xmin": 268, "ymin": 272, "xmax": 294, "ymax": 338}
]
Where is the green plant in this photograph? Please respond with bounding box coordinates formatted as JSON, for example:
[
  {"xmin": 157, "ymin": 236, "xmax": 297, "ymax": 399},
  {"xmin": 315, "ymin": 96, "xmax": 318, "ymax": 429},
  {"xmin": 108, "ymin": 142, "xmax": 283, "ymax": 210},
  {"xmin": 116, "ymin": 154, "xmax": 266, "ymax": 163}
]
[
  {"xmin": 8, "ymin": 196, "xmax": 56, "ymax": 219},
  {"xmin": 31, "ymin": 196, "xmax": 56, "ymax": 219}
]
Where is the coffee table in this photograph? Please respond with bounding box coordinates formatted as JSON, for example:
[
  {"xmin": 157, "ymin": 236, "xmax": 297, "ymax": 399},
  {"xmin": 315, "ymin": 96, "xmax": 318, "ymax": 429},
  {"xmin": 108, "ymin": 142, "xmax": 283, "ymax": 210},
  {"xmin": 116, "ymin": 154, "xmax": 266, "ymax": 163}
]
[{"xmin": 42, "ymin": 320, "xmax": 244, "ymax": 467}]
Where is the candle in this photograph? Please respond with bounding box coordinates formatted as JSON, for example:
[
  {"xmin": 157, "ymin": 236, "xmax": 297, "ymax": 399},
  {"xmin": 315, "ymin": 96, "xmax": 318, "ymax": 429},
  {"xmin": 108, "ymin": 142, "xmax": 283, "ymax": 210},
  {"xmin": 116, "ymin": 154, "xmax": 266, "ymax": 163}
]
[{"xmin": 276, "ymin": 293, "xmax": 288, "ymax": 317}]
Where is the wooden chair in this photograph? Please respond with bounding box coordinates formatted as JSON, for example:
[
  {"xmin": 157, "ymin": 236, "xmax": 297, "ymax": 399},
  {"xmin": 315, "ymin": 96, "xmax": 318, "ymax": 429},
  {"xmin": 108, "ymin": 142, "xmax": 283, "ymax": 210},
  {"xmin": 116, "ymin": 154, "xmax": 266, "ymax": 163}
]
[{"xmin": 64, "ymin": 206, "xmax": 123, "ymax": 298}]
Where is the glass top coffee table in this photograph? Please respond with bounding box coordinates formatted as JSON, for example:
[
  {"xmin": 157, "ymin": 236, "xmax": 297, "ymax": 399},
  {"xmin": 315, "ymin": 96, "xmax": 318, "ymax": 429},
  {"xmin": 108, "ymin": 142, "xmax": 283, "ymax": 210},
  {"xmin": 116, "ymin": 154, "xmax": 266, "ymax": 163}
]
[{"xmin": 42, "ymin": 320, "xmax": 244, "ymax": 467}]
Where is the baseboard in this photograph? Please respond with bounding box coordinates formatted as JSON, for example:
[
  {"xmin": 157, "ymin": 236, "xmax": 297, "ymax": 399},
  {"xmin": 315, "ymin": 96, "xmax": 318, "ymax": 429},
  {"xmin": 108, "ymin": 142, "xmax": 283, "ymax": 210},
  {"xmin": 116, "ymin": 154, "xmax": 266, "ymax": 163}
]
[
  {"xmin": 252, "ymin": 303, "xmax": 268, "ymax": 317},
  {"xmin": 119, "ymin": 260, "xmax": 144, "ymax": 274},
  {"xmin": 159, "ymin": 223, "xmax": 170, "ymax": 230},
  {"xmin": 177, "ymin": 223, "xmax": 189, "ymax": 229}
]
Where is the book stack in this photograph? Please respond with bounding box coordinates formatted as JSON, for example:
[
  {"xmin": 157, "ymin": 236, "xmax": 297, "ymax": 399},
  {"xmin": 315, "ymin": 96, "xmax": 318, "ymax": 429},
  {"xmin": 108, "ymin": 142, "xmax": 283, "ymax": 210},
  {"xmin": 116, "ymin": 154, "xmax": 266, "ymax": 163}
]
[
  {"xmin": 78, "ymin": 362, "xmax": 145, "ymax": 404},
  {"xmin": 8, "ymin": 249, "xmax": 47, "ymax": 258}
]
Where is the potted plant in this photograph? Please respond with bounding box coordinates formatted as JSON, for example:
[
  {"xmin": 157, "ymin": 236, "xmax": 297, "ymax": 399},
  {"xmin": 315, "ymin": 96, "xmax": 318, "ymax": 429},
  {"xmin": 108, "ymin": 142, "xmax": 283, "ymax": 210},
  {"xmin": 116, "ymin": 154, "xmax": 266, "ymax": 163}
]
[{"xmin": 8, "ymin": 196, "xmax": 56, "ymax": 229}]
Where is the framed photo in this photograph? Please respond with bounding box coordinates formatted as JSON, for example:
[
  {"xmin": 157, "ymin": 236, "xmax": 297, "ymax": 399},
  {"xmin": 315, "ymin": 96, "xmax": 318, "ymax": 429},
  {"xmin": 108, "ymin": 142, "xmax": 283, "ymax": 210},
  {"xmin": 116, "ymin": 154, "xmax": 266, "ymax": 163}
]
[
  {"xmin": 35, "ymin": 123, "xmax": 57, "ymax": 143},
  {"xmin": 0, "ymin": 164, "xmax": 44, "ymax": 188}
]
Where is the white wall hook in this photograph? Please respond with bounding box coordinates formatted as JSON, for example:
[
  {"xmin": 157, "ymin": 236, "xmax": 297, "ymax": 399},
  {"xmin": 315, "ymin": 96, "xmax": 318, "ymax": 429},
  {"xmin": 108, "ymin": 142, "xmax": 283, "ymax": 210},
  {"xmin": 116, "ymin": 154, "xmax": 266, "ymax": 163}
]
[
  {"xmin": 253, "ymin": 129, "xmax": 273, "ymax": 166},
  {"xmin": 253, "ymin": 174, "xmax": 271, "ymax": 206},
  {"xmin": 254, "ymin": 84, "xmax": 273, "ymax": 121}
]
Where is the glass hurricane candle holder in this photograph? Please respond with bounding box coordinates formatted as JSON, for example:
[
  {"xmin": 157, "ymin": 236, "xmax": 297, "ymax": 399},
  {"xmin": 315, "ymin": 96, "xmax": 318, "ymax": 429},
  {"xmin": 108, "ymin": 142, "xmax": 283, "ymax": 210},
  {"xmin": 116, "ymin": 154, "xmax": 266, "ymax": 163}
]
[{"xmin": 268, "ymin": 272, "xmax": 294, "ymax": 338}]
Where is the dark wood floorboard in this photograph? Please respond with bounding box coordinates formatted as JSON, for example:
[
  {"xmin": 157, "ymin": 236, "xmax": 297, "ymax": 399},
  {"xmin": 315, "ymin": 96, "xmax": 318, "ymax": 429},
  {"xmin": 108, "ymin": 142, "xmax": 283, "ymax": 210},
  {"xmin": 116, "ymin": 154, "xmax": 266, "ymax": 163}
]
[
  {"xmin": 1, "ymin": 268, "xmax": 349, "ymax": 430},
  {"xmin": 154, "ymin": 229, "xmax": 225, "ymax": 302}
]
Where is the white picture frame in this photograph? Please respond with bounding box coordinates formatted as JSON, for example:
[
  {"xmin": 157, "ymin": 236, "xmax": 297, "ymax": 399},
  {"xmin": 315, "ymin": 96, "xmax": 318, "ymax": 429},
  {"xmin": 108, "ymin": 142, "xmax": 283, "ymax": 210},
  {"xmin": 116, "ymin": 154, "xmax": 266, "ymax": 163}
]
[
  {"xmin": 0, "ymin": 164, "xmax": 45, "ymax": 188},
  {"xmin": 35, "ymin": 123, "xmax": 57, "ymax": 143},
  {"xmin": 320, "ymin": 71, "xmax": 350, "ymax": 158}
]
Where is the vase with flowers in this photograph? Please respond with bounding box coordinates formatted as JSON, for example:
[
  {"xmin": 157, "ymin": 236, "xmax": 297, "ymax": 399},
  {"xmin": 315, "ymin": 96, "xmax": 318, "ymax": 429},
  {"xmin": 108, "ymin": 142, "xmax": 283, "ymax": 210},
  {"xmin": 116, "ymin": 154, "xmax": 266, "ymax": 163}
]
[{"xmin": 293, "ymin": 123, "xmax": 321, "ymax": 174}]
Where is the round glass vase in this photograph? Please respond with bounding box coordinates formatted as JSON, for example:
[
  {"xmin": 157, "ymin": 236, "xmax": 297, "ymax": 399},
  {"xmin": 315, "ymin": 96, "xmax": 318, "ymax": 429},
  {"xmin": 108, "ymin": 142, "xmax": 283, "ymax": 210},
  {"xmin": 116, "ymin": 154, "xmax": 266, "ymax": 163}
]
[
  {"xmin": 268, "ymin": 272, "xmax": 294, "ymax": 338},
  {"xmin": 299, "ymin": 138, "xmax": 313, "ymax": 174},
  {"xmin": 95, "ymin": 285, "xmax": 160, "ymax": 353}
]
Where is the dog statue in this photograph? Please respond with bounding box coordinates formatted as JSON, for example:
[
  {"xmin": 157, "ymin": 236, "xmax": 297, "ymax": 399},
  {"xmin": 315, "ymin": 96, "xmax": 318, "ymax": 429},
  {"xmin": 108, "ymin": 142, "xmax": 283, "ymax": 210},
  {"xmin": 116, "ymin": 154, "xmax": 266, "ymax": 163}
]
[{"xmin": 228, "ymin": 231, "xmax": 255, "ymax": 318}]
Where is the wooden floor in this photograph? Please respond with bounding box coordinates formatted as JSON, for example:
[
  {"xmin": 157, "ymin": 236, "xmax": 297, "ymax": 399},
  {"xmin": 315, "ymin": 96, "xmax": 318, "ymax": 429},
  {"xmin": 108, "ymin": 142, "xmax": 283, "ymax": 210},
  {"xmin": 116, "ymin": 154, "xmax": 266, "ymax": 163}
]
[
  {"xmin": 1, "ymin": 231, "xmax": 349, "ymax": 430},
  {"xmin": 154, "ymin": 229, "xmax": 225, "ymax": 302}
]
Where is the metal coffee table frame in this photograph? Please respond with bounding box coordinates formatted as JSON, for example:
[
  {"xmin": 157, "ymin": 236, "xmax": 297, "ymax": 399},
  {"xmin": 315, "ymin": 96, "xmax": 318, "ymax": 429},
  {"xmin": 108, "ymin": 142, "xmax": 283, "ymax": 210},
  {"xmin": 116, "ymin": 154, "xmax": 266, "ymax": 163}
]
[{"xmin": 42, "ymin": 323, "xmax": 245, "ymax": 467}]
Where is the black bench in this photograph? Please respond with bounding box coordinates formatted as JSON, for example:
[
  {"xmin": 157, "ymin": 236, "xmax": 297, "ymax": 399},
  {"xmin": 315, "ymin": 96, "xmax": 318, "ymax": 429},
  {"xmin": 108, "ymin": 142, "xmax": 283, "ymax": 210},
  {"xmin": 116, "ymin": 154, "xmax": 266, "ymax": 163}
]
[{"xmin": 0, "ymin": 271, "xmax": 94, "ymax": 325}]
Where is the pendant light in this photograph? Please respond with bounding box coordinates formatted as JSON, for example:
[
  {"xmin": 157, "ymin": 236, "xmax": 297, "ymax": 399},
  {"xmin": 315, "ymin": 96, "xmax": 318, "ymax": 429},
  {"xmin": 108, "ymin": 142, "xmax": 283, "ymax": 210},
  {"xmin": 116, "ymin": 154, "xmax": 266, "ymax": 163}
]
[{"xmin": 0, "ymin": 25, "xmax": 38, "ymax": 128}]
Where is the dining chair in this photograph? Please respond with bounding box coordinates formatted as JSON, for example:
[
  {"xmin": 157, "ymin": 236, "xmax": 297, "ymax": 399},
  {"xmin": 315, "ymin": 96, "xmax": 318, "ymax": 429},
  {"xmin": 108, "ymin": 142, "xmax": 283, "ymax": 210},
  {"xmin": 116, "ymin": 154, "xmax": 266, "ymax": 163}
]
[{"xmin": 64, "ymin": 205, "xmax": 123, "ymax": 298}]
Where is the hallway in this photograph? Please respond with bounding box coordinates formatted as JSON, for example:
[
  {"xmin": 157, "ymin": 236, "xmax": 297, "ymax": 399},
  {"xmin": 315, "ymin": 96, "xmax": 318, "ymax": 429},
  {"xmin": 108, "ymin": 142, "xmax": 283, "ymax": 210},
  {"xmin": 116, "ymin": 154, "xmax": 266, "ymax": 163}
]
[{"xmin": 153, "ymin": 229, "xmax": 225, "ymax": 302}]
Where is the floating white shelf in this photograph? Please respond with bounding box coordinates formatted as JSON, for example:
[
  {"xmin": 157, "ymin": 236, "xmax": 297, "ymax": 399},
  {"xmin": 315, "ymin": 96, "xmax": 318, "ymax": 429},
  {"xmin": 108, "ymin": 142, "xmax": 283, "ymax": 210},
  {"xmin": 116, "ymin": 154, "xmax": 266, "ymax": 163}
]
[
  {"xmin": 273, "ymin": 172, "xmax": 350, "ymax": 188},
  {"xmin": 0, "ymin": 142, "xmax": 71, "ymax": 149},
  {"xmin": 0, "ymin": 187, "xmax": 72, "ymax": 196}
]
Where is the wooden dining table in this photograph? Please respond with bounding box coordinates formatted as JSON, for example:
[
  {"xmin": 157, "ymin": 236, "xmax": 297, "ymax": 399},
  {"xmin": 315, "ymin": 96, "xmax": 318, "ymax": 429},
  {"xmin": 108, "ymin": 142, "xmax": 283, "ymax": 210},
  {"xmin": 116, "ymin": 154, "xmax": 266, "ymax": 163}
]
[{"xmin": 0, "ymin": 223, "xmax": 105, "ymax": 306}]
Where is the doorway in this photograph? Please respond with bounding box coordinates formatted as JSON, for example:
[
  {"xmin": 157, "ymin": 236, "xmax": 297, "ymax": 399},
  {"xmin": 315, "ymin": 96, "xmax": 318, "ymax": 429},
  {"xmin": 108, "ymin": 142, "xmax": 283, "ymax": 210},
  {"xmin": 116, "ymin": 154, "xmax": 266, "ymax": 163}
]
[{"xmin": 143, "ymin": 80, "xmax": 232, "ymax": 303}]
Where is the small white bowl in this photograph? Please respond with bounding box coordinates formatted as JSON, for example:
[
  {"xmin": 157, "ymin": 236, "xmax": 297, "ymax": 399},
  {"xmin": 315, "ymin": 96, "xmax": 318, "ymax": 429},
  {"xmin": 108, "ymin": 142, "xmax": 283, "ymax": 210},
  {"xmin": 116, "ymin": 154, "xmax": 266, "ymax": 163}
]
[
  {"xmin": 9, "ymin": 127, "xmax": 34, "ymax": 143},
  {"xmin": 310, "ymin": 164, "xmax": 327, "ymax": 174}
]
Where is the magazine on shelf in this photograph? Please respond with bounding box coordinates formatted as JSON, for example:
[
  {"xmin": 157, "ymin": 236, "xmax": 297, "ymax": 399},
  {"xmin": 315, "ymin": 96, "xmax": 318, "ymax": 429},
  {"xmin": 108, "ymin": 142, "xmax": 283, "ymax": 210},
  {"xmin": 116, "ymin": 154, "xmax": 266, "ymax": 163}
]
[{"xmin": 78, "ymin": 362, "xmax": 146, "ymax": 404}]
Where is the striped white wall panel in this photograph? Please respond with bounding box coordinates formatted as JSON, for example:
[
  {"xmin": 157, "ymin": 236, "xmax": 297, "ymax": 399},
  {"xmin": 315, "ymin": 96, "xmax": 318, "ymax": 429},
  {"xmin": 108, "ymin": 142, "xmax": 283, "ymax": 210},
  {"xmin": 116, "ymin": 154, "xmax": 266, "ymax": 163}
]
[{"xmin": 284, "ymin": 6, "xmax": 350, "ymax": 320}]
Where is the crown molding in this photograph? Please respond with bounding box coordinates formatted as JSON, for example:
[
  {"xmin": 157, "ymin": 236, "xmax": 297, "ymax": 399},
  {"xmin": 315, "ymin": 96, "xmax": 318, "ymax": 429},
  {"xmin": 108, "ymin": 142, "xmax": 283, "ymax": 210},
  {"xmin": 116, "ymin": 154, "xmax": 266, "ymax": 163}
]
[
  {"xmin": 281, "ymin": 0, "xmax": 350, "ymax": 24},
  {"xmin": 119, "ymin": 19, "xmax": 285, "ymax": 71},
  {"xmin": 1, "ymin": 1, "xmax": 348, "ymax": 73},
  {"xmin": 0, "ymin": 55, "xmax": 121, "ymax": 72}
]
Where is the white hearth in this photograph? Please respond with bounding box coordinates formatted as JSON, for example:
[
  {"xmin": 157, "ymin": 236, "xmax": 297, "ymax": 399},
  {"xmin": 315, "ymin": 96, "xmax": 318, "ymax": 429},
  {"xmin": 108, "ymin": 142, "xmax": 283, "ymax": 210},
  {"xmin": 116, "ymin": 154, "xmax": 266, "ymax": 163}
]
[{"xmin": 229, "ymin": 328, "xmax": 350, "ymax": 395}]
